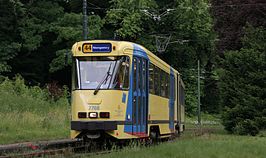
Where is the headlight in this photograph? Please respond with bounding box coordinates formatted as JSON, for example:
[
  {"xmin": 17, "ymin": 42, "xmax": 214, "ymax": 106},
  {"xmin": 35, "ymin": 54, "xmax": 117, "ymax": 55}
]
[
  {"xmin": 78, "ymin": 112, "xmax": 87, "ymax": 118},
  {"xmin": 100, "ymin": 112, "xmax": 110, "ymax": 118},
  {"xmin": 89, "ymin": 112, "xmax": 98, "ymax": 118}
]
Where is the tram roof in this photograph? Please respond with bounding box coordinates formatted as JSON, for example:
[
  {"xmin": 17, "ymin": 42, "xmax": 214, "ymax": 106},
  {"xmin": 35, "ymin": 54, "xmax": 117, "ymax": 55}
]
[{"xmin": 72, "ymin": 40, "xmax": 180, "ymax": 75}]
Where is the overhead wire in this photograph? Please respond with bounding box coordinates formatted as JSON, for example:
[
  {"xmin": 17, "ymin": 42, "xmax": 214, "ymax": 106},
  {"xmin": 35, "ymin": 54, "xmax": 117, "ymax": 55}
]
[
  {"xmin": 84, "ymin": 2, "xmax": 266, "ymax": 11},
  {"xmin": 210, "ymin": 3, "xmax": 266, "ymax": 8},
  {"xmin": 84, "ymin": 2, "xmax": 266, "ymax": 47},
  {"xmin": 87, "ymin": 1, "xmax": 102, "ymax": 9}
]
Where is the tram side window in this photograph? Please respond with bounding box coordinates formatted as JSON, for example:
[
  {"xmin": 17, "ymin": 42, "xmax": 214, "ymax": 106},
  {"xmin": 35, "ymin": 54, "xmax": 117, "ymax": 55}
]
[
  {"xmin": 113, "ymin": 56, "xmax": 130, "ymax": 89},
  {"xmin": 179, "ymin": 84, "xmax": 185, "ymax": 105},
  {"xmin": 168, "ymin": 75, "xmax": 171, "ymax": 97},
  {"xmin": 72, "ymin": 59, "xmax": 79, "ymax": 90},
  {"xmin": 149, "ymin": 63, "xmax": 155, "ymax": 94},
  {"xmin": 164, "ymin": 72, "xmax": 169, "ymax": 98},
  {"xmin": 123, "ymin": 57, "xmax": 130, "ymax": 88},
  {"xmin": 173, "ymin": 74, "xmax": 176, "ymax": 101},
  {"xmin": 160, "ymin": 71, "xmax": 166, "ymax": 97},
  {"xmin": 138, "ymin": 59, "xmax": 142, "ymax": 90},
  {"xmin": 154, "ymin": 66, "xmax": 161, "ymax": 96},
  {"xmin": 133, "ymin": 58, "xmax": 137, "ymax": 91},
  {"xmin": 182, "ymin": 86, "xmax": 185, "ymax": 105},
  {"xmin": 142, "ymin": 60, "xmax": 145, "ymax": 89},
  {"xmin": 165, "ymin": 72, "xmax": 169, "ymax": 98}
]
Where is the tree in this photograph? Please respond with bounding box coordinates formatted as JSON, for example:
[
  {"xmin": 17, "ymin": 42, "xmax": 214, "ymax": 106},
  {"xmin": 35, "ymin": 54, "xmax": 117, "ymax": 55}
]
[
  {"xmin": 6, "ymin": 0, "xmax": 66, "ymax": 84},
  {"xmin": 1, "ymin": 0, "xmax": 104, "ymax": 85},
  {"xmin": 210, "ymin": 1, "xmax": 266, "ymax": 114},
  {"xmin": 0, "ymin": 0, "xmax": 23, "ymax": 74},
  {"xmin": 165, "ymin": 0, "xmax": 217, "ymax": 114},
  {"xmin": 106, "ymin": 0, "xmax": 157, "ymax": 41},
  {"xmin": 211, "ymin": 0, "xmax": 266, "ymax": 53},
  {"xmin": 106, "ymin": 0, "xmax": 217, "ymax": 114},
  {"xmin": 1, "ymin": 0, "xmax": 218, "ymax": 116},
  {"xmin": 49, "ymin": 13, "xmax": 104, "ymax": 73},
  {"xmin": 219, "ymin": 25, "xmax": 266, "ymax": 135}
]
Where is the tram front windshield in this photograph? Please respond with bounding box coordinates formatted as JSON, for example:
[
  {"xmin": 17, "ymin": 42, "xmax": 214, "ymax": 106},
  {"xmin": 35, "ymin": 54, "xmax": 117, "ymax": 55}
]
[{"xmin": 74, "ymin": 56, "xmax": 129, "ymax": 90}]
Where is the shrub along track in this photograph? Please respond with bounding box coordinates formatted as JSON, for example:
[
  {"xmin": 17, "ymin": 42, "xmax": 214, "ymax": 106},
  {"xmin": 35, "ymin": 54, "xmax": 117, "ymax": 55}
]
[{"xmin": 0, "ymin": 127, "xmax": 219, "ymax": 158}]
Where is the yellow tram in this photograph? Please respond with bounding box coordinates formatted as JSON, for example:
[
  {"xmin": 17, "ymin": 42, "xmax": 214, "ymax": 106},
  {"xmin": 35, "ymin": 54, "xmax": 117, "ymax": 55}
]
[{"xmin": 70, "ymin": 40, "xmax": 185, "ymax": 140}]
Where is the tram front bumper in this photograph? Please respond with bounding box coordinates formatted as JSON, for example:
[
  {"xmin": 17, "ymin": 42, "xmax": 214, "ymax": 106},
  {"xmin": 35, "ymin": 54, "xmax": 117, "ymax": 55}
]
[{"xmin": 71, "ymin": 121, "xmax": 117, "ymax": 131}]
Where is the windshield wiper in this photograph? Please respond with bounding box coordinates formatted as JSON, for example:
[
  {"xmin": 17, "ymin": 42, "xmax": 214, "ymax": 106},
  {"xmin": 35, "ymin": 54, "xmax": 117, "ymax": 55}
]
[{"xmin": 93, "ymin": 63, "xmax": 112, "ymax": 95}]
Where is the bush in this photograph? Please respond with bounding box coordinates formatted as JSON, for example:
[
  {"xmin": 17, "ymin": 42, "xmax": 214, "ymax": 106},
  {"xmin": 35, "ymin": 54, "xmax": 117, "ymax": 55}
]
[
  {"xmin": 255, "ymin": 117, "xmax": 266, "ymax": 130},
  {"xmin": 234, "ymin": 119, "xmax": 259, "ymax": 136},
  {"xmin": 222, "ymin": 105, "xmax": 260, "ymax": 134},
  {"xmin": 219, "ymin": 25, "xmax": 266, "ymax": 136},
  {"xmin": 0, "ymin": 75, "xmax": 69, "ymax": 113},
  {"xmin": 0, "ymin": 76, "xmax": 70, "ymax": 144}
]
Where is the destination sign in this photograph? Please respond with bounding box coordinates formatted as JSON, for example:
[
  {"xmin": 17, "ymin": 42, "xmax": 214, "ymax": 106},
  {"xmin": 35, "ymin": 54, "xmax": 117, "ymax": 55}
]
[{"xmin": 83, "ymin": 43, "xmax": 112, "ymax": 53}]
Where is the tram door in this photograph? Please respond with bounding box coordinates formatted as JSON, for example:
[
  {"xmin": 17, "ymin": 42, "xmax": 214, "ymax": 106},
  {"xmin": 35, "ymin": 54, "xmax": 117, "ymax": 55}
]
[
  {"xmin": 169, "ymin": 73, "xmax": 175, "ymax": 130},
  {"xmin": 132, "ymin": 57, "xmax": 148, "ymax": 135}
]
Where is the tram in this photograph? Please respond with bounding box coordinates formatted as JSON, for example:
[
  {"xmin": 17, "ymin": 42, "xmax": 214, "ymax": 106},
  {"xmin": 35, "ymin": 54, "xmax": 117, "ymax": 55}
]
[{"xmin": 70, "ymin": 40, "xmax": 185, "ymax": 140}]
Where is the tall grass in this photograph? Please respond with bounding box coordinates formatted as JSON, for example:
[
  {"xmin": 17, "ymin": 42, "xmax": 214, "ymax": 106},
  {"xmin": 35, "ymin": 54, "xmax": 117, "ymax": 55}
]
[
  {"xmin": 90, "ymin": 133, "xmax": 266, "ymax": 158},
  {"xmin": 186, "ymin": 113, "xmax": 221, "ymax": 125},
  {"xmin": 0, "ymin": 77, "xmax": 70, "ymax": 144}
]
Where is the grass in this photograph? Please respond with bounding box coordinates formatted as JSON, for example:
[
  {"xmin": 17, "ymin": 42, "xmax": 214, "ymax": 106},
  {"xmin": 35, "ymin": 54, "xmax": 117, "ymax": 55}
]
[
  {"xmin": 1, "ymin": 76, "xmax": 265, "ymax": 158},
  {"xmin": 89, "ymin": 129, "xmax": 266, "ymax": 158},
  {"xmin": 186, "ymin": 113, "xmax": 221, "ymax": 125},
  {"xmin": 0, "ymin": 77, "xmax": 70, "ymax": 144}
]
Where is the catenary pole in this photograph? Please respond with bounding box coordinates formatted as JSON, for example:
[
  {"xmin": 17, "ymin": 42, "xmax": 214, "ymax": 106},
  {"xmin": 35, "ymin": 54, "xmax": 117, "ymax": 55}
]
[
  {"xmin": 197, "ymin": 60, "xmax": 201, "ymax": 125},
  {"xmin": 83, "ymin": 0, "xmax": 88, "ymax": 40}
]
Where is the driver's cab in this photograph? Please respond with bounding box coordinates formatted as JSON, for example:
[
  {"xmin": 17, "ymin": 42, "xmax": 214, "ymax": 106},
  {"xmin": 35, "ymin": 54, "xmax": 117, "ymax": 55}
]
[{"xmin": 72, "ymin": 56, "xmax": 130, "ymax": 91}]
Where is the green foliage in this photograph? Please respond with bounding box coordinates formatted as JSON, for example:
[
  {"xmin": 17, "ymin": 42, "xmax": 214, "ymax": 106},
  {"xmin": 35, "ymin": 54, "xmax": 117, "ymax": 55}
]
[
  {"xmin": 0, "ymin": 0, "xmax": 23, "ymax": 73},
  {"xmin": 106, "ymin": 0, "xmax": 157, "ymax": 40},
  {"xmin": 157, "ymin": 0, "xmax": 217, "ymax": 114},
  {"xmin": 49, "ymin": 49, "xmax": 72, "ymax": 73},
  {"xmin": 106, "ymin": 0, "xmax": 217, "ymax": 114},
  {"xmin": 0, "ymin": 42, "xmax": 21, "ymax": 73},
  {"xmin": 0, "ymin": 0, "xmax": 105, "ymax": 82},
  {"xmin": 19, "ymin": 1, "xmax": 64, "ymax": 51},
  {"xmin": 0, "ymin": 75, "xmax": 69, "ymax": 112},
  {"xmin": 88, "ymin": 15, "xmax": 105, "ymax": 39},
  {"xmin": 50, "ymin": 14, "xmax": 104, "ymax": 72},
  {"xmin": 0, "ymin": 0, "xmax": 217, "ymax": 116},
  {"xmin": 52, "ymin": 13, "xmax": 83, "ymax": 44},
  {"xmin": 219, "ymin": 25, "xmax": 266, "ymax": 135},
  {"xmin": 0, "ymin": 76, "xmax": 70, "ymax": 144},
  {"xmin": 167, "ymin": 0, "xmax": 216, "ymax": 67},
  {"xmin": 186, "ymin": 113, "xmax": 221, "ymax": 125},
  {"xmin": 234, "ymin": 119, "xmax": 259, "ymax": 136},
  {"xmin": 48, "ymin": 13, "xmax": 81, "ymax": 73}
]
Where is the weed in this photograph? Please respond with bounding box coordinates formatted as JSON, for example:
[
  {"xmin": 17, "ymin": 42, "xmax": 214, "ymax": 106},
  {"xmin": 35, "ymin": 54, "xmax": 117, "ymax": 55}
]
[
  {"xmin": 0, "ymin": 77, "xmax": 70, "ymax": 144},
  {"xmin": 89, "ymin": 133, "xmax": 266, "ymax": 158}
]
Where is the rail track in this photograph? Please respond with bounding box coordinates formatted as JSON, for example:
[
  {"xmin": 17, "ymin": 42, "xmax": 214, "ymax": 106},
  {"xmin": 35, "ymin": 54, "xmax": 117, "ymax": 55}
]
[
  {"xmin": 0, "ymin": 137, "xmax": 130, "ymax": 158},
  {"xmin": 0, "ymin": 127, "xmax": 219, "ymax": 158},
  {"xmin": 0, "ymin": 139, "xmax": 81, "ymax": 158}
]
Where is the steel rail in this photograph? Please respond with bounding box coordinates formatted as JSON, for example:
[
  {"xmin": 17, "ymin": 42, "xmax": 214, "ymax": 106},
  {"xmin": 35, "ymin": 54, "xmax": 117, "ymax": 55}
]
[
  {"xmin": 0, "ymin": 127, "xmax": 217, "ymax": 157},
  {"xmin": 0, "ymin": 139, "xmax": 81, "ymax": 157}
]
